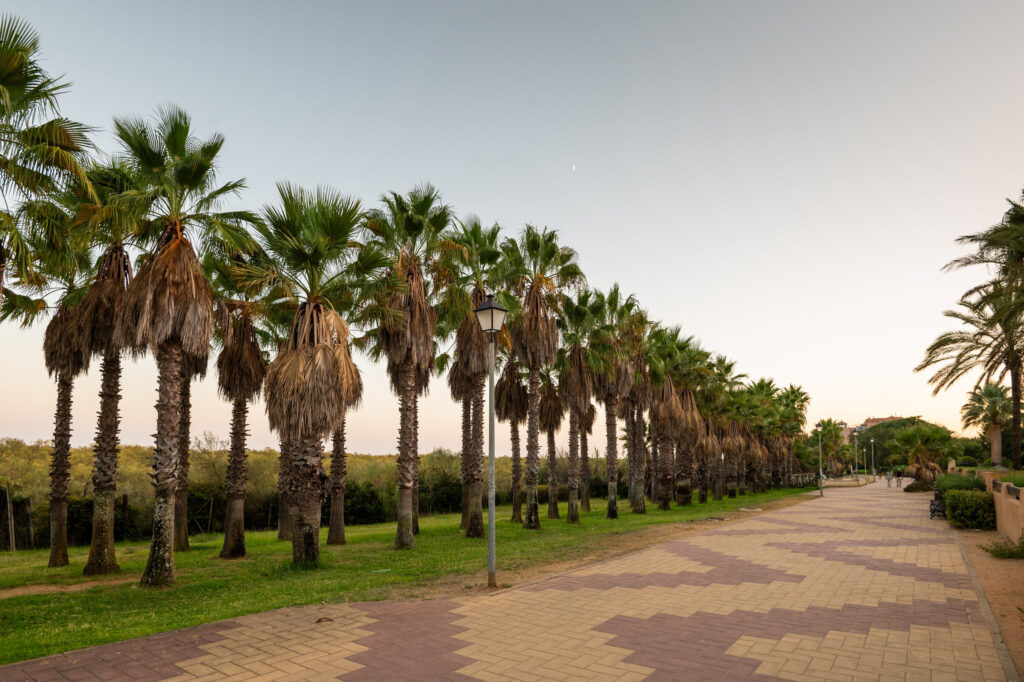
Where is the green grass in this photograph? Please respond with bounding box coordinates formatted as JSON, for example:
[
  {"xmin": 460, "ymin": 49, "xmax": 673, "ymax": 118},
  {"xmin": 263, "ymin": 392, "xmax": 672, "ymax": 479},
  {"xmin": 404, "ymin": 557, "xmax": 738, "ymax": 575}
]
[
  {"xmin": 999, "ymin": 471, "xmax": 1024, "ymax": 487},
  {"xmin": 0, "ymin": 488, "xmax": 811, "ymax": 664}
]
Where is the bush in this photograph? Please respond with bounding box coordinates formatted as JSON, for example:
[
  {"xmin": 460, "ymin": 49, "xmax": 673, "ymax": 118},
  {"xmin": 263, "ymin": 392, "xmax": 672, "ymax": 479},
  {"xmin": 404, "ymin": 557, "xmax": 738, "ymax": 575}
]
[
  {"xmin": 903, "ymin": 479, "xmax": 933, "ymax": 492},
  {"xmin": 957, "ymin": 456, "xmax": 978, "ymax": 467},
  {"xmin": 1000, "ymin": 472, "xmax": 1024, "ymax": 487},
  {"xmin": 983, "ymin": 535, "xmax": 1024, "ymax": 559},
  {"xmin": 936, "ymin": 474, "xmax": 985, "ymax": 495},
  {"xmin": 945, "ymin": 490, "xmax": 995, "ymax": 529},
  {"xmin": 344, "ymin": 481, "xmax": 387, "ymax": 525}
]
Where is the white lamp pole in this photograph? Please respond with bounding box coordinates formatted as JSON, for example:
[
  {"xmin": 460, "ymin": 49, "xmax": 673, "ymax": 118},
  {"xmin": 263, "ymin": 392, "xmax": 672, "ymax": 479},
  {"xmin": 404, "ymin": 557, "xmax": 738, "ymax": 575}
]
[
  {"xmin": 474, "ymin": 294, "xmax": 507, "ymax": 589},
  {"xmin": 817, "ymin": 421, "xmax": 824, "ymax": 497}
]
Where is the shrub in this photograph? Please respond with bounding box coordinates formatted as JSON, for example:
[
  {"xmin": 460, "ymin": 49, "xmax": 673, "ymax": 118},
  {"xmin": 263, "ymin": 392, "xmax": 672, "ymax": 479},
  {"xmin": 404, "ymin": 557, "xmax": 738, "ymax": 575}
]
[
  {"xmin": 957, "ymin": 456, "xmax": 978, "ymax": 467},
  {"xmin": 999, "ymin": 472, "xmax": 1024, "ymax": 487},
  {"xmin": 983, "ymin": 535, "xmax": 1024, "ymax": 559},
  {"xmin": 936, "ymin": 474, "xmax": 985, "ymax": 495},
  {"xmin": 344, "ymin": 481, "xmax": 387, "ymax": 525},
  {"xmin": 944, "ymin": 490, "xmax": 995, "ymax": 529},
  {"xmin": 904, "ymin": 479, "xmax": 933, "ymax": 492}
]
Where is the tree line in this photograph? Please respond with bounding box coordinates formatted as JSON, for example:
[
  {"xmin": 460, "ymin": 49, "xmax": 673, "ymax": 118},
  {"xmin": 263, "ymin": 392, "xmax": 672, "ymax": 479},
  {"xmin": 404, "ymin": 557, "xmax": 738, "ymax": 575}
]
[{"xmin": 0, "ymin": 15, "xmax": 812, "ymax": 586}]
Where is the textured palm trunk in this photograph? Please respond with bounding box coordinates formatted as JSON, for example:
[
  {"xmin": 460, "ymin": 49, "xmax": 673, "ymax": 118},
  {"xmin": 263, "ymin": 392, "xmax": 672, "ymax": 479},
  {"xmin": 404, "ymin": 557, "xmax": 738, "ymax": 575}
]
[
  {"xmin": 990, "ymin": 424, "xmax": 1003, "ymax": 467},
  {"xmin": 713, "ymin": 451, "xmax": 724, "ymax": 501},
  {"xmin": 657, "ymin": 434, "xmax": 673, "ymax": 510},
  {"xmin": 47, "ymin": 372, "xmax": 74, "ymax": 568},
  {"xmin": 1011, "ymin": 362, "xmax": 1021, "ymax": 469},
  {"xmin": 649, "ymin": 436, "xmax": 658, "ymax": 502},
  {"xmin": 277, "ymin": 440, "xmax": 293, "ymax": 540},
  {"xmin": 726, "ymin": 454, "xmax": 737, "ymax": 498},
  {"xmin": 632, "ymin": 407, "xmax": 646, "ymax": 514},
  {"xmin": 605, "ymin": 396, "xmax": 619, "ymax": 519},
  {"xmin": 466, "ymin": 375, "xmax": 486, "ymax": 538},
  {"xmin": 141, "ymin": 341, "xmax": 184, "ymax": 587},
  {"xmin": 675, "ymin": 440, "xmax": 692, "ymax": 506},
  {"xmin": 738, "ymin": 452, "xmax": 747, "ymax": 495},
  {"xmin": 327, "ymin": 413, "xmax": 347, "ymax": 546},
  {"xmin": 566, "ymin": 409, "xmax": 580, "ymax": 523},
  {"xmin": 412, "ymin": 399, "xmax": 420, "ymax": 535},
  {"xmin": 624, "ymin": 403, "xmax": 637, "ymax": 509},
  {"xmin": 290, "ymin": 432, "xmax": 325, "ymax": 566},
  {"xmin": 580, "ymin": 425, "xmax": 590, "ymax": 513},
  {"xmin": 510, "ymin": 419, "xmax": 522, "ymax": 523},
  {"xmin": 173, "ymin": 376, "xmax": 191, "ymax": 552},
  {"xmin": 459, "ymin": 397, "xmax": 471, "ymax": 530},
  {"xmin": 220, "ymin": 397, "xmax": 249, "ymax": 559},
  {"xmin": 546, "ymin": 428, "xmax": 560, "ymax": 519},
  {"xmin": 697, "ymin": 453, "xmax": 709, "ymax": 504},
  {"xmin": 395, "ymin": 360, "xmax": 416, "ymax": 549},
  {"xmin": 85, "ymin": 352, "xmax": 122, "ymax": 575},
  {"xmin": 523, "ymin": 366, "xmax": 542, "ymax": 529}
]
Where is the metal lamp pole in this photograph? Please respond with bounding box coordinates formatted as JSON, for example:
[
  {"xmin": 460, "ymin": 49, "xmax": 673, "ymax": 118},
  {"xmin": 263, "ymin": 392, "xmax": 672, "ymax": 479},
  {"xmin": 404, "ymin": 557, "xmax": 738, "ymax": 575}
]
[
  {"xmin": 817, "ymin": 422, "xmax": 824, "ymax": 497},
  {"xmin": 854, "ymin": 431, "xmax": 859, "ymax": 482},
  {"xmin": 871, "ymin": 438, "xmax": 875, "ymax": 476}
]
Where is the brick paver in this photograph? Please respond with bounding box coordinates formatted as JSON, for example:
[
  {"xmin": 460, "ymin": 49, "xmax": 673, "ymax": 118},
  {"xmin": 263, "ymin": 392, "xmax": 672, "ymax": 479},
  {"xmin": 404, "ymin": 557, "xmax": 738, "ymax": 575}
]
[{"xmin": 2, "ymin": 480, "xmax": 1016, "ymax": 681}]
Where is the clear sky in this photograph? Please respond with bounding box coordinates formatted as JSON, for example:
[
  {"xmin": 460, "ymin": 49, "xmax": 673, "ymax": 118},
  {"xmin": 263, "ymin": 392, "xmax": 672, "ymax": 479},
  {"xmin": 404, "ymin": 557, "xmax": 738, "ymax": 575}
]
[{"xmin": 2, "ymin": 1, "xmax": 1022, "ymax": 454}]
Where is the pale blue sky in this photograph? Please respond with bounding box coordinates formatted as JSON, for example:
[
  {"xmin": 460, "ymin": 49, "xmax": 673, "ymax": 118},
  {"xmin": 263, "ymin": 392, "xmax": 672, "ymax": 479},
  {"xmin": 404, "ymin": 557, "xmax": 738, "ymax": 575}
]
[{"xmin": 2, "ymin": 1, "xmax": 1022, "ymax": 453}]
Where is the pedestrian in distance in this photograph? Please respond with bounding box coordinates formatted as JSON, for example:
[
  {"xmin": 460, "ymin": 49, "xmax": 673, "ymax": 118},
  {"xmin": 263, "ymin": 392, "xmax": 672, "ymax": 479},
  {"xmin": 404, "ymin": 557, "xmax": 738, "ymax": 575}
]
[
  {"xmin": 896, "ymin": 470, "xmax": 903, "ymax": 488},
  {"xmin": 886, "ymin": 470, "xmax": 893, "ymax": 488}
]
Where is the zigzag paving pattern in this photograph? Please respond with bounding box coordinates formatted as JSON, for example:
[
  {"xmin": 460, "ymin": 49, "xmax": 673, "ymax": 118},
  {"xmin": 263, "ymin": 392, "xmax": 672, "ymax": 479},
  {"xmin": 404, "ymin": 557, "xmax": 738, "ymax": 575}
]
[{"xmin": 3, "ymin": 480, "xmax": 1016, "ymax": 681}]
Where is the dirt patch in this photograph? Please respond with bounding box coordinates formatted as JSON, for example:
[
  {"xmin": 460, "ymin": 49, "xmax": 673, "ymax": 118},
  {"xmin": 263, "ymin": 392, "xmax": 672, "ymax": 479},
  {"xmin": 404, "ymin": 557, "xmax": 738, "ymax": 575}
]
[
  {"xmin": 0, "ymin": 576, "xmax": 136, "ymax": 600},
  {"xmin": 419, "ymin": 494, "xmax": 815, "ymax": 598},
  {"xmin": 958, "ymin": 529, "xmax": 1024, "ymax": 678}
]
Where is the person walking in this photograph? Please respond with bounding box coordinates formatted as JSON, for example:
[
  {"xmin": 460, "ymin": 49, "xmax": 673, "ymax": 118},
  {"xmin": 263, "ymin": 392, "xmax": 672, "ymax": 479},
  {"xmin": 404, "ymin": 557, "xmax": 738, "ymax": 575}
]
[
  {"xmin": 886, "ymin": 470, "xmax": 893, "ymax": 488},
  {"xmin": 895, "ymin": 469, "xmax": 903, "ymax": 488}
]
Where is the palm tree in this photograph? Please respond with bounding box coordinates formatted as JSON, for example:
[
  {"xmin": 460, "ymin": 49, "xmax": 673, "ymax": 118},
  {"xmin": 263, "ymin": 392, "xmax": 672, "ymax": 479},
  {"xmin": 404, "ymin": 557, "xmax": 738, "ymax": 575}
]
[
  {"xmin": 592, "ymin": 284, "xmax": 635, "ymax": 519},
  {"xmin": 2, "ymin": 222, "xmax": 91, "ymax": 568},
  {"xmin": 363, "ymin": 185, "xmax": 453, "ymax": 549},
  {"xmin": 962, "ymin": 383, "xmax": 1011, "ymax": 467},
  {"xmin": 252, "ymin": 183, "xmax": 365, "ymax": 566},
  {"xmin": 495, "ymin": 351, "xmax": 527, "ymax": 522},
  {"xmin": 0, "ymin": 15, "xmax": 92, "ymax": 307},
  {"xmin": 540, "ymin": 371, "xmax": 563, "ymax": 519},
  {"xmin": 503, "ymin": 226, "xmax": 583, "ymax": 529},
  {"xmin": 579, "ymin": 402, "xmax": 596, "ymax": 513},
  {"xmin": 113, "ymin": 106, "xmax": 254, "ymax": 586},
  {"xmin": 174, "ymin": 352, "xmax": 207, "ymax": 552},
  {"xmin": 917, "ymin": 283, "xmax": 1023, "ymax": 468}
]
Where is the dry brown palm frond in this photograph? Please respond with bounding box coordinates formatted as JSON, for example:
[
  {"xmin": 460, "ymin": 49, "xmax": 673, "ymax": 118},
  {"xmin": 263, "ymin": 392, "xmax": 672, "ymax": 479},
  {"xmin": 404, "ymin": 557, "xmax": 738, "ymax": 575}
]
[
  {"xmin": 678, "ymin": 389, "xmax": 702, "ymax": 441},
  {"xmin": 447, "ymin": 359, "xmax": 473, "ymax": 402},
  {"xmin": 115, "ymin": 235, "xmax": 214, "ymax": 358},
  {"xmin": 78, "ymin": 245, "xmax": 132, "ymax": 356},
  {"xmin": 495, "ymin": 358, "xmax": 528, "ymax": 423},
  {"xmin": 380, "ymin": 249, "xmax": 437, "ymax": 374},
  {"xmin": 511, "ymin": 278, "xmax": 558, "ymax": 368},
  {"xmin": 629, "ymin": 355, "xmax": 652, "ymax": 410},
  {"xmin": 540, "ymin": 377, "xmax": 564, "ymax": 431},
  {"xmin": 216, "ymin": 310, "xmax": 267, "ymax": 403},
  {"xmin": 43, "ymin": 303, "xmax": 90, "ymax": 378},
  {"xmin": 722, "ymin": 421, "xmax": 744, "ymax": 456},
  {"xmin": 453, "ymin": 285, "xmax": 489, "ymax": 376},
  {"xmin": 581, "ymin": 402, "xmax": 596, "ymax": 435},
  {"xmin": 594, "ymin": 341, "xmax": 631, "ymax": 403},
  {"xmin": 560, "ymin": 345, "xmax": 593, "ymax": 415},
  {"xmin": 651, "ymin": 382, "xmax": 682, "ymax": 436},
  {"xmin": 696, "ymin": 417, "xmax": 720, "ymax": 459}
]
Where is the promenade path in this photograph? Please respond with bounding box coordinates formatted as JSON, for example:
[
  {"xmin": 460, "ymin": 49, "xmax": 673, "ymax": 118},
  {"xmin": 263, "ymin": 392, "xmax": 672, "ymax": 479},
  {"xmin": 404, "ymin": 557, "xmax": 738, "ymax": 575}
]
[{"xmin": 3, "ymin": 480, "xmax": 1017, "ymax": 681}]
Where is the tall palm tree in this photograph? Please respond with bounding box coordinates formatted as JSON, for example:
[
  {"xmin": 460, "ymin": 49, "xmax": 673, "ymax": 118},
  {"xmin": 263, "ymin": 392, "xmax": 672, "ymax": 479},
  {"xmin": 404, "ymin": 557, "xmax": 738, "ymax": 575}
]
[
  {"xmin": 174, "ymin": 352, "xmax": 207, "ymax": 552},
  {"xmin": 251, "ymin": 183, "xmax": 365, "ymax": 566},
  {"xmin": 579, "ymin": 402, "xmax": 596, "ymax": 513},
  {"xmin": 592, "ymin": 284, "xmax": 635, "ymax": 519},
  {"xmin": 503, "ymin": 226, "xmax": 583, "ymax": 529},
  {"xmin": 0, "ymin": 15, "xmax": 92, "ymax": 307},
  {"xmin": 2, "ymin": 222, "xmax": 91, "ymax": 568},
  {"xmin": 962, "ymin": 383, "xmax": 1011, "ymax": 466},
  {"xmin": 113, "ymin": 106, "xmax": 254, "ymax": 586},
  {"xmin": 495, "ymin": 351, "xmax": 527, "ymax": 522},
  {"xmin": 540, "ymin": 371, "xmax": 564, "ymax": 519},
  {"xmin": 917, "ymin": 282, "xmax": 1023, "ymax": 468},
  {"xmin": 363, "ymin": 185, "xmax": 454, "ymax": 549}
]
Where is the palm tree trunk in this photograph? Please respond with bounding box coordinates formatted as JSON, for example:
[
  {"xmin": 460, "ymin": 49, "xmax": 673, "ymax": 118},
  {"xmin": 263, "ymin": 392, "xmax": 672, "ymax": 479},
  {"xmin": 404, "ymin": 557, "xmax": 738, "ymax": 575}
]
[
  {"xmin": 546, "ymin": 427, "xmax": 560, "ymax": 519},
  {"xmin": 277, "ymin": 439, "xmax": 293, "ymax": 540},
  {"xmin": 567, "ymin": 409, "xmax": 580, "ymax": 523},
  {"xmin": 290, "ymin": 432, "xmax": 324, "ymax": 566},
  {"xmin": 141, "ymin": 341, "xmax": 184, "ymax": 587},
  {"xmin": 84, "ymin": 351, "xmax": 121, "ymax": 575},
  {"xmin": 990, "ymin": 423, "xmax": 1003, "ymax": 467},
  {"xmin": 625, "ymin": 402, "xmax": 637, "ymax": 508},
  {"xmin": 173, "ymin": 375, "xmax": 191, "ymax": 552},
  {"xmin": 580, "ymin": 426, "xmax": 591, "ymax": 513},
  {"xmin": 1011, "ymin": 362, "xmax": 1021, "ymax": 469},
  {"xmin": 632, "ymin": 406, "xmax": 646, "ymax": 514},
  {"xmin": 649, "ymin": 433, "xmax": 659, "ymax": 502},
  {"xmin": 327, "ymin": 411, "xmax": 347, "ymax": 546},
  {"xmin": 738, "ymin": 451, "xmax": 747, "ymax": 495},
  {"xmin": 395, "ymin": 360, "xmax": 416, "ymax": 549},
  {"xmin": 657, "ymin": 433, "xmax": 673, "ymax": 510},
  {"xmin": 220, "ymin": 396, "xmax": 249, "ymax": 559},
  {"xmin": 523, "ymin": 365, "xmax": 542, "ymax": 529},
  {"xmin": 47, "ymin": 372, "xmax": 73, "ymax": 568},
  {"xmin": 459, "ymin": 396, "xmax": 471, "ymax": 530},
  {"xmin": 466, "ymin": 375, "xmax": 485, "ymax": 538},
  {"xmin": 510, "ymin": 419, "xmax": 522, "ymax": 523},
  {"xmin": 605, "ymin": 396, "xmax": 619, "ymax": 519},
  {"xmin": 412, "ymin": 397, "xmax": 420, "ymax": 535},
  {"xmin": 675, "ymin": 440, "xmax": 692, "ymax": 506}
]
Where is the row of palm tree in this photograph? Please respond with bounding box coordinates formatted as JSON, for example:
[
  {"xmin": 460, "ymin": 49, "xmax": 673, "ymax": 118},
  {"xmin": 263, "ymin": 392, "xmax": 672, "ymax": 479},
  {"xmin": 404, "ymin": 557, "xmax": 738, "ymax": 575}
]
[
  {"xmin": 0, "ymin": 15, "xmax": 813, "ymax": 587},
  {"xmin": 918, "ymin": 188, "xmax": 1024, "ymax": 468}
]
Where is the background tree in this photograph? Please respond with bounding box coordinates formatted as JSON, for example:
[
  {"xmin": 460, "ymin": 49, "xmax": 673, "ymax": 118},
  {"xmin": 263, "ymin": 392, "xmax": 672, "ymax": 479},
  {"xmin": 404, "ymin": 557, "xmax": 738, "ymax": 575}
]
[
  {"xmin": 539, "ymin": 370, "xmax": 563, "ymax": 519},
  {"xmin": 961, "ymin": 382, "xmax": 1011, "ymax": 467},
  {"xmin": 495, "ymin": 352, "xmax": 527, "ymax": 522}
]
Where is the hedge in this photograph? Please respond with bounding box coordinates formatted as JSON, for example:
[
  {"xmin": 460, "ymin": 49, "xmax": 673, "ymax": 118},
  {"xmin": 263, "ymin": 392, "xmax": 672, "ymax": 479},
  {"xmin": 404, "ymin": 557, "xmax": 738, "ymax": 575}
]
[
  {"xmin": 936, "ymin": 474, "xmax": 985, "ymax": 495},
  {"xmin": 944, "ymin": 490, "xmax": 995, "ymax": 530}
]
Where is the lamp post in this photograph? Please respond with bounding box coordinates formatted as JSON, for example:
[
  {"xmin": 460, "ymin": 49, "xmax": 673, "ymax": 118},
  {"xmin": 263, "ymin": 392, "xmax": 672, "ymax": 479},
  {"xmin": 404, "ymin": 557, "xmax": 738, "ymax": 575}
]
[
  {"xmin": 816, "ymin": 421, "xmax": 824, "ymax": 496},
  {"xmin": 870, "ymin": 438, "xmax": 875, "ymax": 476},
  {"xmin": 473, "ymin": 293, "xmax": 507, "ymax": 588},
  {"xmin": 853, "ymin": 430, "xmax": 859, "ymax": 482}
]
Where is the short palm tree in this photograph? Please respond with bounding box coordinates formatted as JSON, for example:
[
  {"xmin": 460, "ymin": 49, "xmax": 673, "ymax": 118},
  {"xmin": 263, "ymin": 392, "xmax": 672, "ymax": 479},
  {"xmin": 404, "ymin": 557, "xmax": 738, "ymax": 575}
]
[
  {"xmin": 362, "ymin": 184, "xmax": 453, "ymax": 549},
  {"xmin": 249, "ymin": 183, "xmax": 365, "ymax": 567},
  {"xmin": 962, "ymin": 383, "xmax": 1011, "ymax": 466},
  {"xmin": 503, "ymin": 226, "xmax": 583, "ymax": 528},
  {"xmin": 495, "ymin": 350, "xmax": 528, "ymax": 522},
  {"xmin": 0, "ymin": 14, "xmax": 91, "ymax": 306},
  {"xmin": 113, "ymin": 106, "xmax": 254, "ymax": 587},
  {"xmin": 539, "ymin": 370, "xmax": 564, "ymax": 519}
]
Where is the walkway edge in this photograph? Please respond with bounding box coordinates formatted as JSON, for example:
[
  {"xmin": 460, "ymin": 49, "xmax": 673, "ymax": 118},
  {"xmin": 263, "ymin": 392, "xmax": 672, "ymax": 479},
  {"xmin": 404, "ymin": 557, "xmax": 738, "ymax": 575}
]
[{"xmin": 953, "ymin": 529, "xmax": 1021, "ymax": 682}]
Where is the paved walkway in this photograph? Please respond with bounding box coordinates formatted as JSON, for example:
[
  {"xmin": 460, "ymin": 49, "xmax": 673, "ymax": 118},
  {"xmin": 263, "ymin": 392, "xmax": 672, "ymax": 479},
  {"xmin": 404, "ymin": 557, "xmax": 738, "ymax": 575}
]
[{"xmin": 3, "ymin": 481, "xmax": 1016, "ymax": 681}]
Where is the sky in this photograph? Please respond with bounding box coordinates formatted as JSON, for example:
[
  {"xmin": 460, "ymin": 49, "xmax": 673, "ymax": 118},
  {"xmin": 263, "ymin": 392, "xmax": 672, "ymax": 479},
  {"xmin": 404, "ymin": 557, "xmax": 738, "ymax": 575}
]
[{"xmin": 2, "ymin": 1, "xmax": 1022, "ymax": 455}]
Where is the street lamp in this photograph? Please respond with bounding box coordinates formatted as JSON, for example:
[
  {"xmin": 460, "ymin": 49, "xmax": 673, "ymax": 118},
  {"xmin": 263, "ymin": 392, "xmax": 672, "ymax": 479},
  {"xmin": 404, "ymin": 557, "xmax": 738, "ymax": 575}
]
[
  {"xmin": 473, "ymin": 293, "xmax": 507, "ymax": 588},
  {"xmin": 853, "ymin": 429, "xmax": 859, "ymax": 482},
  {"xmin": 870, "ymin": 438, "xmax": 875, "ymax": 476},
  {"xmin": 816, "ymin": 421, "xmax": 825, "ymax": 497}
]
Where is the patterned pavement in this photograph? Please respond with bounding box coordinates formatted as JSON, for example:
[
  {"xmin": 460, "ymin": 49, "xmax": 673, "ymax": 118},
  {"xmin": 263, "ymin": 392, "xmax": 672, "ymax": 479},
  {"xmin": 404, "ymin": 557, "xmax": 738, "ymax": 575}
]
[{"xmin": 3, "ymin": 480, "xmax": 1017, "ymax": 681}]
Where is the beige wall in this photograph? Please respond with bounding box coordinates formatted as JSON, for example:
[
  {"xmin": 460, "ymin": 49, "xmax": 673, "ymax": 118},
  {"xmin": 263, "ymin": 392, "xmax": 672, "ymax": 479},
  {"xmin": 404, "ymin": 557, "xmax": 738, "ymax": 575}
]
[{"xmin": 980, "ymin": 471, "xmax": 1024, "ymax": 542}]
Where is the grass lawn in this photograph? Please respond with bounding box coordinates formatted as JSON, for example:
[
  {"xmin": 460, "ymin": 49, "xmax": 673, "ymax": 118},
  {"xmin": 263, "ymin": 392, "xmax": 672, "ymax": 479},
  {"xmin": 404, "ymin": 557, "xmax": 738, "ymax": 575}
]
[{"xmin": 0, "ymin": 487, "xmax": 812, "ymax": 665}]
